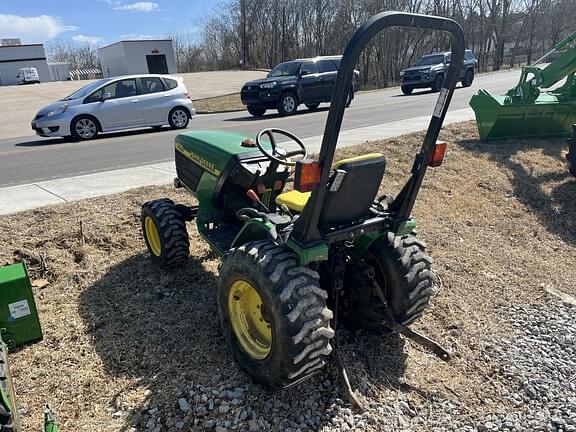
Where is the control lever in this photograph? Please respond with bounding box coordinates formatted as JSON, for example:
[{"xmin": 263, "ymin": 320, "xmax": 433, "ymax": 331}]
[{"xmin": 246, "ymin": 189, "xmax": 270, "ymax": 213}]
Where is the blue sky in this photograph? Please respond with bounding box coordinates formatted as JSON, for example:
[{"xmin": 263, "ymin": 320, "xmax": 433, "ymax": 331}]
[{"xmin": 0, "ymin": 0, "xmax": 221, "ymax": 47}]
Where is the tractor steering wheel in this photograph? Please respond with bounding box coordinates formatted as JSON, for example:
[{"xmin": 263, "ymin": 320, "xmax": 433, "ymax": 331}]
[{"xmin": 255, "ymin": 128, "xmax": 308, "ymax": 166}]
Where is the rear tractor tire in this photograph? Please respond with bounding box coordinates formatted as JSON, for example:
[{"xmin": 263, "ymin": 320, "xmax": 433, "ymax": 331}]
[
  {"xmin": 141, "ymin": 198, "xmax": 190, "ymax": 268},
  {"xmin": 344, "ymin": 233, "xmax": 435, "ymax": 332},
  {"xmin": 217, "ymin": 241, "xmax": 335, "ymax": 390}
]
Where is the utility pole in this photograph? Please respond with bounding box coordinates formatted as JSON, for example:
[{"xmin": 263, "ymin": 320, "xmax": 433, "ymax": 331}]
[{"xmin": 241, "ymin": 0, "xmax": 247, "ymax": 68}]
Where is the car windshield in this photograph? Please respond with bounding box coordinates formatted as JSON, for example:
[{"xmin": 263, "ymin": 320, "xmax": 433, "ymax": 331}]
[
  {"xmin": 268, "ymin": 62, "xmax": 302, "ymax": 77},
  {"xmin": 415, "ymin": 55, "xmax": 445, "ymax": 66},
  {"xmin": 62, "ymin": 79, "xmax": 113, "ymax": 100}
]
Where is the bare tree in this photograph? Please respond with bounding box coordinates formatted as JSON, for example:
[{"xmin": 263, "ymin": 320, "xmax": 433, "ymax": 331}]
[
  {"xmin": 189, "ymin": 0, "xmax": 575, "ymax": 86},
  {"xmin": 46, "ymin": 41, "xmax": 101, "ymax": 70}
]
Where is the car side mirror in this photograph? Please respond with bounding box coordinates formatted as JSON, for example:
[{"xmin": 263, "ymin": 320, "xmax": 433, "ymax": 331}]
[
  {"xmin": 101, "ymin": 92, "xmax": 112, "ymax": 102},
  {"xmin": 300, "ymin": 70, "xmax": 311, "ymax": 77}
]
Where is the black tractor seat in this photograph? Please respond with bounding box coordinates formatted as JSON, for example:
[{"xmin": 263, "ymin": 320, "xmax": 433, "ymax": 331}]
[{"xmin": 276, "ymin": 153, "xmax": 386, "ymax": 229}]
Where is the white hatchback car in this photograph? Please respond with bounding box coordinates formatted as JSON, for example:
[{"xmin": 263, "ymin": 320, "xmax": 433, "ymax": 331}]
[{"xmin": 31, "ymin": 74, "xmax": 196, "ymax": 140}]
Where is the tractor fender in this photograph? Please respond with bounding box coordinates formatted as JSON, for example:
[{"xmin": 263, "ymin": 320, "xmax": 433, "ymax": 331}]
[{"xmin": 230, "ymin": 219, "xmax": 277, "ymax": 250}]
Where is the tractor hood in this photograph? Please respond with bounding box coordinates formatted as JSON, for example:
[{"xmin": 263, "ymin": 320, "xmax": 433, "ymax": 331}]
[{"xmin": 175, "ymin": 130, "xmax": 273, "ymax": 176}]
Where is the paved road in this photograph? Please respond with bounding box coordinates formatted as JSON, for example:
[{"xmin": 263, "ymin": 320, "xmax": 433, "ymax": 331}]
[{"xmin": 0, "ymin": 69, "xmax": 520, "ymax": 188}]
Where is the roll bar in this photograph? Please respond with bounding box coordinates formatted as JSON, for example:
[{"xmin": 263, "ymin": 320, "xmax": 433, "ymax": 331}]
[{"xmin": 291, "ymin": 11, "xmax": 465, "ymax": 243}]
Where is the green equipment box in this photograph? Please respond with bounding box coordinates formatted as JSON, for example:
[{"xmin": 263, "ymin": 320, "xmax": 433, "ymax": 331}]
[{"xmin": 0, "ymin": 263, "xmax": 43, "ymax": 348}]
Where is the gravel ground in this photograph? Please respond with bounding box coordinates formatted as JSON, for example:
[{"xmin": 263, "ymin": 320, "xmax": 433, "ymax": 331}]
[
  {"xmin": 119, "ymin": 298, "xmax": 576, "ymax": 432},
  {"xmin": 2, "ymin": 121, "xmax": 575, "ymax": 431},
  {"xmin": 476, "ymin": 302, "xmax": 576, "ymax": 432}
]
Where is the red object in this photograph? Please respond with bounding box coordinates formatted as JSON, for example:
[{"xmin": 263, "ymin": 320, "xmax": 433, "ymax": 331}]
[
  {"xmin": 295, "ymin": 160, "xmax": 321, "ymax": 192},
  {"xmin": 428, "ymin": 141, "xmax": 447, "ymax": 167},
  {"xmin": 241, "ymin": 138, "xmax": 256, "ymax": 147},
  {"xmin": 246, "ymin": 189, "xmax": 260, "ymax": 203}
]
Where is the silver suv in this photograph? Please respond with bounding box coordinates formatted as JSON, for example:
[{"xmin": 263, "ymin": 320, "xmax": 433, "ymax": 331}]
[{"xmin": 31, "ymin": 74, "xmax": 196, "ymax": 140}]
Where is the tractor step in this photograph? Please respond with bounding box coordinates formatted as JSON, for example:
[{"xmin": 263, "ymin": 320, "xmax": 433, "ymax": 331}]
[{"xmin": 175, "ymin": 204, "xmax": 198, "ymax": 221}]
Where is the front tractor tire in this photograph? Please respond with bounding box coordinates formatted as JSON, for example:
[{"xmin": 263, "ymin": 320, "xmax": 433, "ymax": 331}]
[
  {"xmin": 141, "ymin": 199, "xmax": 190, "ymax": 268},
  {"xmin": 217, "ymin": 241, "xmax": 334, "ymax": 390}
]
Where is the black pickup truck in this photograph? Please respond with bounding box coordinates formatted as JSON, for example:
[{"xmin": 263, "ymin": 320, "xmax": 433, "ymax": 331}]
[
  {"xmin": 399, "ymin": 49, "xmax": 477, "ymax": 95},
  {"xmin": 241, "ymin": 56, "xmax": 359, "ymax": 116}
]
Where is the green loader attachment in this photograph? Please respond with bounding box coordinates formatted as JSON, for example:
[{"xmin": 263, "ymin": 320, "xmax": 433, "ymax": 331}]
[{"xmin": 470, "ymin": 31, "xmax": 576, "ymax": 140}]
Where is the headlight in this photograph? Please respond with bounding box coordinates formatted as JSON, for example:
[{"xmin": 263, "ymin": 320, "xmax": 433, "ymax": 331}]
[
  {"xmin": 260, "ymin": 82, "xmax": 277, "ymax": 89},
  {"xmin": 46, "ymin": 104, "xmax": 69, "ymax": 117}
]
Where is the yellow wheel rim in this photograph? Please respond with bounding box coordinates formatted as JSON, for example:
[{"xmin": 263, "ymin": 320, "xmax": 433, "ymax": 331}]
[
  {"xmin": 145, "ymin": 216, "xmax": 162, "ymax": 257},
  {"xmin": 228, "ymin": 280, "xmax": 272, "ymax": 360}
]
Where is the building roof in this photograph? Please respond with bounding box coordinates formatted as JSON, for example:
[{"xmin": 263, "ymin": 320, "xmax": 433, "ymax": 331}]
[
  {"xmin": 0, "ymin": 43, "xmax": 44, "ymax": 49},
  {"xmin": 99, "ymin": 39, "xmax": 173, "ymax": 50}
]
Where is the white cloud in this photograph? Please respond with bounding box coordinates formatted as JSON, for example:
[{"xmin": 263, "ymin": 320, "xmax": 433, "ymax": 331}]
[
  {"xmin": 113, "ymin": 2, "xmax": 159, "ymax": 12},
  {"xmin": 72, "ymin": 35, "xmax": 103, "ymax": 45},
  {"xmin": 0, "ymin": 14, "xmax": 77, "ymax": 43},
  {"xmin": 119, "ymin": 33, "xmax": 156, "ymax": 40}
]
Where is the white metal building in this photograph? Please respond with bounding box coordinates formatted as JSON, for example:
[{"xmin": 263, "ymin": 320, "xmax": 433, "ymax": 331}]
[
  {"xmin": 99, "ymin": 39, "xmax": 176, "ymax": 78},
  {"xmin": 0, "ymin": 43, "xmax": 50, "ymax": 86},
  {"xmin": 48, "ymin": 62, "xmax": 70, "ymax": 81}
]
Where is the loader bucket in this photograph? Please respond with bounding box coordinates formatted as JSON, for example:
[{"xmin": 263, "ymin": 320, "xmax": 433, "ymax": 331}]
[{"xmin": 470, "ymin": 89, "xmax": 576, "ymax": 140}]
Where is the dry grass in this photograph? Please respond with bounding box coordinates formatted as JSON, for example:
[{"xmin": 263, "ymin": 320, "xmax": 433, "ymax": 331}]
[
  {"xmin": 0, "ymin": 121, "xmax": 575, "ymax": 430},
  {"xmin": 194, "ymin": 93, "xmax": 244, "ymax": 114}
]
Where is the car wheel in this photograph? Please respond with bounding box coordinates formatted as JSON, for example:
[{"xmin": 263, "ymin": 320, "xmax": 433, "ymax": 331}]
[
  {"xmin": 305, "ymin": 103, "xmax": 320, "ymax": 111},
  {"xmin": 247, "ymin": 105, "xmax": 266, "ymax": 117},
  {"xmin": 278, "ymin": 93, "xmax": 298, "ymax": 115},
  {"xmin": 401, "ymin": 85, "xmax": 413, "ymax": 95},
  {"xmin": 71, "ymin": 115, "xmax": 99, "ymax": 141},
  {"xmin": 431, "ymin": 74, "xmax": 444, "ymax": 92},
  {"xmin": 462, "ymin": 69, "xmax": 474, "ymax": 87},
  {"xmin": 169, "ymin": 107, "xmax": 190, "ymax": 129}
]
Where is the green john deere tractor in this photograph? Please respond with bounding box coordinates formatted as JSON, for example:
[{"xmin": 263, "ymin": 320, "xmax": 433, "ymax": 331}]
[{"xmin": 141, "ymin": 11, "xmax": 465, "ymax": 390}]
